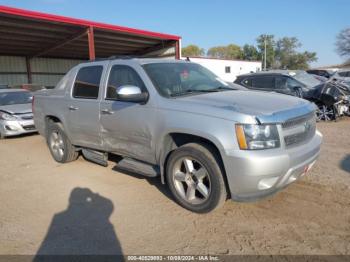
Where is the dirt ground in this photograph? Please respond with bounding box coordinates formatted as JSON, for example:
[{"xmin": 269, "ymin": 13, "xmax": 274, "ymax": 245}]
[{"xmin": 0, "ymin": 119, "xmax": 349, "ymax": 256}]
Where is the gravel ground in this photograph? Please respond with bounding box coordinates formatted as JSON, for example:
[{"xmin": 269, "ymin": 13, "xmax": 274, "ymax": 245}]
[{"xmin": 0, "ymin": 119, "xmax": 349, "ymax": 256}]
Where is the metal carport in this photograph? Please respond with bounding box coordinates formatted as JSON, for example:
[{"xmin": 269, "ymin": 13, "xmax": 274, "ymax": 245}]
[{"xmin": 0, "ymin": 5, "xmax": 181, "ymax": 87}]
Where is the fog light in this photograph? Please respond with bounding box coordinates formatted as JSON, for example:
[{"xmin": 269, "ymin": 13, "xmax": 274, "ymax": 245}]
[{"xmin": 5, "ymin": 125, "xmax": 19, "ymax": 131}]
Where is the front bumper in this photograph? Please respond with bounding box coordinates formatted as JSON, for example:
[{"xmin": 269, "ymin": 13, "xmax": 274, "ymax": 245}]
[
  {"xmin": 0, "ymin": 119, "xmax": 37, "ymax": 137},
  {"xmin": 222, "ymin": 130, "xmax": 323, "ymax": 201}
]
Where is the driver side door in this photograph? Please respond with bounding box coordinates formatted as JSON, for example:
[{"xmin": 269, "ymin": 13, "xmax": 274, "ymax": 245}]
[{"xmin": 99, "ymin": 63, "xmax": 156, "ymax": 164}]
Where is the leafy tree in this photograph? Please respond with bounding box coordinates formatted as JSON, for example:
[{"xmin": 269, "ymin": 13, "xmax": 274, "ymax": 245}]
[
  {"xmin": 207, "ymin": 44, "xmax": 243, "ymax": 59},
  {"xmin": 256, "ymin": 34, "xmax": 276, "ymax": 69},
  {"xmin": 336, "ymin": 28, "xmax": 350, "ymax": 59},
  {"xmin": 275, "ymin": 37, "xmax": 317, "ymax": 69},
  {"xmin": 181, "ymin": 45, "xmax": 205, "ymax": 57},
  {"xmin": 254, "ymin": 35, "xmax": 317, "ymax": 69},
  {"xmin": 242, "ymin": 44, "xmax": 260, "ymax": 61}
]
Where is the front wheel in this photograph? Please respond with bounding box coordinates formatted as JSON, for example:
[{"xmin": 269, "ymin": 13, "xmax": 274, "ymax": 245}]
[{"xmin": 166, "ymin": 143, "xmax": 227, "ymax": 213}]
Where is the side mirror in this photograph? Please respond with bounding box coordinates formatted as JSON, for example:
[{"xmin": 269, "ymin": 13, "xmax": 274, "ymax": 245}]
[{"xmin": 113, "ymin": 85, "xmax": 148, "ymax": 103}]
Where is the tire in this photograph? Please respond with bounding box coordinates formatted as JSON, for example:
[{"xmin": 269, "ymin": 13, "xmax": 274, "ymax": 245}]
[
  {"xmin": 46, "ymin": 121, "xmax": 78, "ymax": 163},
  {"xmin": 166, "ymin": 143, "xmax": 227, "ymax": 213}
]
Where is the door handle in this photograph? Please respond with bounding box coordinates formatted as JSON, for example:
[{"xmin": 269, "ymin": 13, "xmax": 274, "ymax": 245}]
[
  {"xmin": 101, "ymin": 109, "xmax": 114, "ymax": 115},
  {"xmin": 68, "ymin": 106, "xmax": 78, "ymax": 111}
]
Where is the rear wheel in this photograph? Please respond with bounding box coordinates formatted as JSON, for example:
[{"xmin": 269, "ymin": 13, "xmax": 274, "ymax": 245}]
[
  {"xmin": 166, "ymin": 143, "xmax": 227, "ymax": 213},
  {"xmin": 47, "ymin": 121, "xmax": 78, "ymax": 163}
]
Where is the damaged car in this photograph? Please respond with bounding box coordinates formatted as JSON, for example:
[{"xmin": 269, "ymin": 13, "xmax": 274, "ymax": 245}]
[
  {"xmin": 0, "ymin": 89, "xmax": 36, "ymax": 138},
  {"xmin": 235, "ymin": 70, "xmax": 350, "ymax": 121}
]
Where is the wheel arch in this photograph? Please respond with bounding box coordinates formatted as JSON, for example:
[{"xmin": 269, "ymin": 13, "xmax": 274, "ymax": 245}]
[{"xmin": 159, "ymin": 132, "xmax": 231, "ymax": 197}]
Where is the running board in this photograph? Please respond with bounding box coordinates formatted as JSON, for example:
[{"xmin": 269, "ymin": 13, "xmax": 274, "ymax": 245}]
[
  {"xmin": 82, "ymin": 149, "xmax": 108, "ymax": 167},
  {"xmin": 116, "ymin": 158, "xmax": 159, "ymax": 177}
]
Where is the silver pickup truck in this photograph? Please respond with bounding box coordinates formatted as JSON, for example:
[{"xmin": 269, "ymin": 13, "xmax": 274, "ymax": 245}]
[{"xmin": 33, "ymin": 58, "xmax": 322, "ymax": 213}]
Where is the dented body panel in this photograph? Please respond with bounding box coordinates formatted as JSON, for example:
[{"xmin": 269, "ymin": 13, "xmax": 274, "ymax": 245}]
[{"xmin": 33, "ymin": 59, "xmax": 322, "ymax": 201}]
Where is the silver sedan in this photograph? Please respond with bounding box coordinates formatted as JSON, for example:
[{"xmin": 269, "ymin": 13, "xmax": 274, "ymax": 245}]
[{"xmin": 0, "ymin": 89, "xmax": 37, "ymax": 138}]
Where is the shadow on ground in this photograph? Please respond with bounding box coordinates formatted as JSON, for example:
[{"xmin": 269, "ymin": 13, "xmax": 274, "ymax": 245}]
[
  {"xmin": 340, "ymin": 154, "xmax": 350, "ymax": 173},
  {"xmin": 33, "ymin": 187, "xmax": 122, "ymax": 258},
  {"xmin": 112, "ymin": 165, "xmax": 174, "ymax": 201}
]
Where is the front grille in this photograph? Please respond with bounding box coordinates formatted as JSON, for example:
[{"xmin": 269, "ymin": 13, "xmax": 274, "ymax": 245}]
[
  {"xmin": 23, "ymin": 125, "xmax": 35, "ymax": 131},
  {"xmin": 282, "ymin": 113, "xmax": 316, "ymax": 147},
  {"xmin": 282, "ymin": 112, "xmax": 315, "ymax": 129},
  {"xmin": 20, "ymin": 114, "xmax": 33, "ymax": 120}
]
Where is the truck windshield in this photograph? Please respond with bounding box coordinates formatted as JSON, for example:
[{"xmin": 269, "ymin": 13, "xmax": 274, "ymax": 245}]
[
  {"xmin": 0, "ymin": 91, "xmax": 32, "ymax": 106},
  {"xmin": 143, "ymin": 63, "xmax": 234, "ymax": 97}
]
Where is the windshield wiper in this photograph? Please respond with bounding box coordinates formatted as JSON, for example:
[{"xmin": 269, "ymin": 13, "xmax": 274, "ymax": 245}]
[
  {"xmin": 170, "ymin": 89, "xmax": 213, "ymax": 97},
  {"xmin": 170, "ymin": 87, "xmax": 233, "ymax": 97},
  {"xmin": 209, "ymin": 86, "xmax": 235, "ymax": 91}
]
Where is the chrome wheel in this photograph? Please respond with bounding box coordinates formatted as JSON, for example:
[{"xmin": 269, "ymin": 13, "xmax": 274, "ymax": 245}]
[
  {"xmin": 50, "ymin": 131, "xmax": 64, "ymax": 161},
  {"xmin": 172, "ymin": 157, "xmax": 211, "ymax": 205},
  {"xmin": 316, "ymin": 105, "xmax": 334, "ymax": 121}
]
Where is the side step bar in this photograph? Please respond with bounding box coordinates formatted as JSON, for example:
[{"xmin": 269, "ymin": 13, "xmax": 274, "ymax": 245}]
[
  {"xmin": 82, "ymin": 149, "xmax": 108, "ymax": 167},
  {"xmin": 116, "ymin": 157, "xmax": 159, "ymax": 177}
]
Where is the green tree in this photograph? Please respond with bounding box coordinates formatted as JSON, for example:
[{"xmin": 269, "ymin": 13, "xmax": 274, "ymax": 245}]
[
  {"xmin": 336, "ymin": 28, "xmax": 350, "ymax": 59},
  {"xmin": 255, "ymin": 35, "xmax": 317, "ymax": 69},
  {"xmin": 242, "ymin": 44, "xmax": 260, "ymax": 61},
  {"xmin": 256, "ymin": 34, "xmax": 276, "ymax": 69},
  {"xmin": 275, "ymin": 37, "xmax": 317, "ymax": 69},
  {"xmin": 207, "ymin": 44, "xmax": 243, "ymax": 59},
  {"xmin": 181, "ymin": 45, "xmax": 205, "ymax": 57}
]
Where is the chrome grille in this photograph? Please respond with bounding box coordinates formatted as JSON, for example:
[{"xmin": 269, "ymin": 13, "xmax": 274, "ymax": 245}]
[
  {"xmin": 21, "ymin": 114, "xmax": 33, "ymax": 120},
  {"xmin": 282, "ymin": 113, "xmax": 316, "ymax": 147},
  {"xmin": 282, "ymin": 112, "xmax": 315, "ymax": 129}
]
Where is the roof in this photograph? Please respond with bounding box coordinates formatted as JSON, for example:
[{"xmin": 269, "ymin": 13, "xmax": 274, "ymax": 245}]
[
  {"xmin": 77, "ymin": 58, "xmax": 190, "ymax": 68},
  {"xmin": 0, "ymin": 5, "xmax": 181, "ymax": 59},
  {"xmin": 187, "ymin": 56, "xmax": 261, "ymax": 63},
  {"xmin": 237, "ymin": 70, "xmax": 304, "ymax": 78}
]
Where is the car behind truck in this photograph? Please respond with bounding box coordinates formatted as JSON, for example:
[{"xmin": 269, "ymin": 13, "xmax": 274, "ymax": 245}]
[{"xmin": 33, "ymin": 58, "xmax": 322, "ymax": 213}]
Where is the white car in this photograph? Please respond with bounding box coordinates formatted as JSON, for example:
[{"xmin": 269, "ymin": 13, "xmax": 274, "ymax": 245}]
[{"xmin": 331, "ymin": 68, "xmax": 350, "ymax": 82}]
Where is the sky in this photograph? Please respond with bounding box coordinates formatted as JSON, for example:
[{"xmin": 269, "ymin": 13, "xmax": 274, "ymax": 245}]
[{"xmin": 1, "ymin": 0, "xmax": 349, "ymax": 67}]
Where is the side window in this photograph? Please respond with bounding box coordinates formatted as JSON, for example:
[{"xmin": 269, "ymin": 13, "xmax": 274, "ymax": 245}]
[
  {"xmin": 286, "ymin": 77, "xmax": 302, "ymax": 88},
  {"xmin": 251, "ymin": 76, "xmax": 274, "ymax": 89},
  {"xmin": 337, "ymin": 71, "xmax": 350, "ymax": 77},
  {"xmin": 106, "ymin": 65, "xmax": 146, "ymax": 100},
  {"xmin": 275, "ymin": 76, "xmax": 287, "ymax": 89},
  {"xmin": 73, "ymin": 66, "xmax": 103, "ymax": 99}
]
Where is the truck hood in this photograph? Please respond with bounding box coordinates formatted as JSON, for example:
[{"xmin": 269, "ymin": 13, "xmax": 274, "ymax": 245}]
[
  {"xmin": 162, "ymin": 90, "xmax": 315, "ymax": 123},
  {"xmin": 0, "ymin": 103, "xmax": 32, "ymax": 115}
]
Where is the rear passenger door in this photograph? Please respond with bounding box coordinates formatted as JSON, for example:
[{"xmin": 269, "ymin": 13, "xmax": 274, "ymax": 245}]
[{"xmin": 65, "ymin": 64, "xmax": 106, "ymax": 149}]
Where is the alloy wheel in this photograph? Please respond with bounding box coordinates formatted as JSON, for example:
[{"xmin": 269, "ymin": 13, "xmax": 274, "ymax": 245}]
[
  {"xmin": 172, "ymin": 157, "xmax": 211, "ymax": 205},
  {"xmin": 50, "ymin": 131, "xmax": 65, "ymax": 160}
]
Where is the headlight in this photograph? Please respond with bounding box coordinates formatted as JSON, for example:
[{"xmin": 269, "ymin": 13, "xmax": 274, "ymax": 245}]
[
  {"xmin": 235, "ymin": 124, "xmax": 280, "ymax": 150},
  {"xmin": 0, "ymin": 112, "xmax": 17, "ymax": 121}
]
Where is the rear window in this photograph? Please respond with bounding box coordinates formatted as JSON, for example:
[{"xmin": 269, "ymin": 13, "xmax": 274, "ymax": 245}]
[{"xmin": 73, "ymin": 66, "xmax": 103, "ymax": 99}]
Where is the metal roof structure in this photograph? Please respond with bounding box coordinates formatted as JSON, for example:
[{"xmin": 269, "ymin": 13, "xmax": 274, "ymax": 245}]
[{"xmin": 0, "ymin": 5, "xmax": 181, "ymax": 60}]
